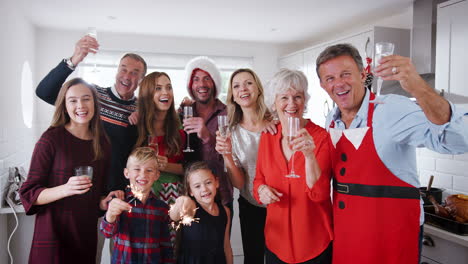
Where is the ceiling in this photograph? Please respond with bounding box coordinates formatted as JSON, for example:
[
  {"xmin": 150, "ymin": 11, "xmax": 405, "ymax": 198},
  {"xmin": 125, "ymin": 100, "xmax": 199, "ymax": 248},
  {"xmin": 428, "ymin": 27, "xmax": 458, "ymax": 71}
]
[{"xmin": 19, "ymin": 0, "xmax": 414, "ymax": 44}]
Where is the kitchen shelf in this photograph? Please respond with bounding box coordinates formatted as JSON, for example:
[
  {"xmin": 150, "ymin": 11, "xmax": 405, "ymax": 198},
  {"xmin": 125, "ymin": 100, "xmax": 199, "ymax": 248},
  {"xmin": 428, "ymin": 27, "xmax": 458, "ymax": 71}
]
[{"xmin": 424, "ymin": 224, "xmax": 468, "ymax": 248}]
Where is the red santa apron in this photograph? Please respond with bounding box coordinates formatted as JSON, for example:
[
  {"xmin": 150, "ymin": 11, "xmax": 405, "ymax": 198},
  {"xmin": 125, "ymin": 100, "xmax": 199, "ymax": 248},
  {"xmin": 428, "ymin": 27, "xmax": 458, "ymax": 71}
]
[{"xmin": 329, "ymin": 93, "xmax": 421, "ymax": 264}]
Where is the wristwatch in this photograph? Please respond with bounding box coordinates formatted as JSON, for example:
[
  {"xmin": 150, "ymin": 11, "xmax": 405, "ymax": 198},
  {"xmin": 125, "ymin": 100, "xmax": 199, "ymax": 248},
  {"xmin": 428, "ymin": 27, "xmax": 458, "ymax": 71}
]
[{"xmin": 64, "ymin": 57, "xmax": 76, "ymax": 70}]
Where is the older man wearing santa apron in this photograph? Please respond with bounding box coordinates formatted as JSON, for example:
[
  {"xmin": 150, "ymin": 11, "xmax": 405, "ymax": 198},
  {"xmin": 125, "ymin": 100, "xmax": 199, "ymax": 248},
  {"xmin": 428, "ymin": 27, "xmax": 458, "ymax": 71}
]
[{"xmin": 316, "ymin": 43, "xmax": 468, "ymax": 264}]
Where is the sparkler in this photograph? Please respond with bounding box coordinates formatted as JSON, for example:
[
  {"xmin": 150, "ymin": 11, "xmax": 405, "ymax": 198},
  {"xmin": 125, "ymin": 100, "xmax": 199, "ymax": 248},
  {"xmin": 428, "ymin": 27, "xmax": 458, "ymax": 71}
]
[
  {"xmin": 127, "ymin": 184, "xmax": 146, "ymax": 212},
  {"xmin": 169, "ymin": 204, "xmax": 199, "ymax": 230}
]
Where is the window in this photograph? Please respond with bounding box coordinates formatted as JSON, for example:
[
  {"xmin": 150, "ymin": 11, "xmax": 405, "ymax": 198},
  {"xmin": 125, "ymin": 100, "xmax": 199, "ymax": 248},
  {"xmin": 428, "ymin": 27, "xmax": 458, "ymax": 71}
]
[{"xmin": 78, "ymin": 51, "xmax": 253, "ymax": 106}]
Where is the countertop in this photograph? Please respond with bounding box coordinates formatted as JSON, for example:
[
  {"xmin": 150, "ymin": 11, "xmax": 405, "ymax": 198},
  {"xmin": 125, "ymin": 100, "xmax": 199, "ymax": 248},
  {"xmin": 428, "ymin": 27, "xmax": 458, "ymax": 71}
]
[
  {"xmin": 424, "ymin": 224, "xmax": 468, "ymax": 248},
  {"xmin": 0, "ymin": 205, "xmax": 25, "ymax": 214}
]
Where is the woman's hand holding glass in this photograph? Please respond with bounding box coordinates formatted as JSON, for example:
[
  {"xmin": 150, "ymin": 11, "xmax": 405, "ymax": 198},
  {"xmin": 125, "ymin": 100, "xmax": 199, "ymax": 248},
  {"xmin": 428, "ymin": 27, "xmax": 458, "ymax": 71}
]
[
  {"xmin": 215, "ymin": 130, "xmax": 232, "ymax": 156},
  {"xmin": 258, "ymin": 184, "xmax": 283, "ymax": 205},
  {"xmin": 62, "ymin": 176, "xmax": 92, "ymax": 197},
  {"xmin": 290, "ymin": 128, "xmax": 316, "ymax": 158}
]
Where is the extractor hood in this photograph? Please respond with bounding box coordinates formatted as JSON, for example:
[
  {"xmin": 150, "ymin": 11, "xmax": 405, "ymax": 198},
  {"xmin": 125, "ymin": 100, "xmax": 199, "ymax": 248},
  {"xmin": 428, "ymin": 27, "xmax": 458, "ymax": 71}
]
[{"xmin": 411, "ymin": 0, "xmax": 442, "ymax": 75}]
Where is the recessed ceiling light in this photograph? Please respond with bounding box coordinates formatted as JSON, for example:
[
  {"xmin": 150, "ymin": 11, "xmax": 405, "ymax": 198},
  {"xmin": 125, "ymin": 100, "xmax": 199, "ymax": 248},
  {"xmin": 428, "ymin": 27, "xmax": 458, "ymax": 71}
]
[
  {"xmin": 107, "ymin": 16, "xmax": 117, "ymax": 20},
  {"xmin": 270, "ymin": 28, "xmax": 278, "ymax": 32}
]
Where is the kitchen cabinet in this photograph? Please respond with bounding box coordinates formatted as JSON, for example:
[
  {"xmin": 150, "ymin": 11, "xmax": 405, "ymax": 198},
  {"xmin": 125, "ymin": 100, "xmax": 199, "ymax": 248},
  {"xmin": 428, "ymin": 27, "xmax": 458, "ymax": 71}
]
[
  {"xmin": 278, "ymin": 52, "xmax": 304, "ymax": 71},
  {"xmin": 421, "ymin": 224, "xmax": 468, "ymax": 264},
  {"xmin": 436, "ymin": 0, "xmax": 468, "ymax": 99},
  {"xmin": 278, "ymin": 26, "xmax": 410, "ymax": 127}
]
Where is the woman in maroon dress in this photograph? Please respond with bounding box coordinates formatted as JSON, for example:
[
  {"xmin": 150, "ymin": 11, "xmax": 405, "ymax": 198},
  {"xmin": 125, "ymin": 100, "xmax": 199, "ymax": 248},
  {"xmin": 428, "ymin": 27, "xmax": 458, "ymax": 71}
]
[{"xmin": 20, "ymin": 78, "xmax": 118, "ymax": 264}]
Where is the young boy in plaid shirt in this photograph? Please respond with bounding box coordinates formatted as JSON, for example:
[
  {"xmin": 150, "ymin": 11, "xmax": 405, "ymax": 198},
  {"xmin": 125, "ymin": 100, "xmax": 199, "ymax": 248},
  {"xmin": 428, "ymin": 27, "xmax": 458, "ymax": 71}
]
[{"xmin": 100, "ymin": 147, "xmax": 174, "ymax": 263}]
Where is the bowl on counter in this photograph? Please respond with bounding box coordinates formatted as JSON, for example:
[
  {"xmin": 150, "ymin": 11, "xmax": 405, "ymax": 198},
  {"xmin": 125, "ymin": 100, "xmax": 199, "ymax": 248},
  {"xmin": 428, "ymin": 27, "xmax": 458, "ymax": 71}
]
[{"xmin": 420, "ymin": 187, "xmax": 444, "ymax": 205}]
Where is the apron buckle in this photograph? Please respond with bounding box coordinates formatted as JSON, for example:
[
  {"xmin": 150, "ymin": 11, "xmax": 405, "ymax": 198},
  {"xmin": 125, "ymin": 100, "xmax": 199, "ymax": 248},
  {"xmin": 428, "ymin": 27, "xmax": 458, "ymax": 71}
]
[{"xmin": 337, "ymin": 183, "xmax": 349, "ymax": 194}]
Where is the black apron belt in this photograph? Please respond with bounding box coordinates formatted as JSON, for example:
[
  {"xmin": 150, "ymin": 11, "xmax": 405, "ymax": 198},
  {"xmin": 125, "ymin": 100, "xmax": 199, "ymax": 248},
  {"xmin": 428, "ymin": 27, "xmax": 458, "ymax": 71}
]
[{"xmin": 333, "ymin": 180, "xmax": 420, "ymax": 199}]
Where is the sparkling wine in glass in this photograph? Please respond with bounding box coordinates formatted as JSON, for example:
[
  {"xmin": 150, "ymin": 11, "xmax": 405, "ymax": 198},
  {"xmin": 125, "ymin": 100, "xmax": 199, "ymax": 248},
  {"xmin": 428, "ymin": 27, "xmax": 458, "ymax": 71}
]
[
  {"xmin": 147, "ymin": 134, "xmax": 159, "ymax": 155},
  {"xmin": 87, "ymin": 27, "xmax": 99, "ymax": 73},
  {"xmin": 217, "ymin": 115, "xmax": 230, "ymax": 154},
  {"xmin": 183, "ymin": 106, "xmax": 194, "ymax": 153},
  {"xmin": 286, "ymin": 117, "xmax": 300, "ymax": 178},
  {"xmin": 371, "ymin": 42, "xmax": 394, "ymax": 102}
]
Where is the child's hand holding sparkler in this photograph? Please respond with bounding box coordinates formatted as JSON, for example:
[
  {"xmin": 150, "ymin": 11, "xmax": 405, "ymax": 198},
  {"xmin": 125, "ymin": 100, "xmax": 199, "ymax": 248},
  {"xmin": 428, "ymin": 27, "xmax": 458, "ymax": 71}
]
[
  {"xmin": 169, "ymin": 196, "xmax": 199, "ymax": 229},
  {"xmin": 100, "ymin": 190, "xmax": 125, "ymax": 210},
  {"xmin": 105, "ymin": 198, "xmax": 132, "ymax": 223}
]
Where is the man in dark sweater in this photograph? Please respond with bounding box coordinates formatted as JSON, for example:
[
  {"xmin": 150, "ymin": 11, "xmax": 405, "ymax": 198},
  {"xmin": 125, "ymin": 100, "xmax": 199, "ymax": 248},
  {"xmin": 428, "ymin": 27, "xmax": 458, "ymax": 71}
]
[{"xmin": 35, "ymin": 34, "xmax": 147, "ymax": 192}]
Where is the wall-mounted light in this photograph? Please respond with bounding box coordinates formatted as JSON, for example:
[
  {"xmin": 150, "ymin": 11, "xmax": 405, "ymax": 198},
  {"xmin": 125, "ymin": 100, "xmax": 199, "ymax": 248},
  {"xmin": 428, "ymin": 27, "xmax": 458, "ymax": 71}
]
[{"xmin": 21, "ymin": 61, "xmax": 33, "ymax": 128}]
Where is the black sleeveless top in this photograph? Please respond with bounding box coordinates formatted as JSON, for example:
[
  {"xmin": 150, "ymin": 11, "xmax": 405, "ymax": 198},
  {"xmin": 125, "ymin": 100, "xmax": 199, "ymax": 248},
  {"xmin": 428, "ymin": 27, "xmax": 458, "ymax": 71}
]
[{"xmin": 178, "ymin": 200, "xmax": 227, "ymax": 264}]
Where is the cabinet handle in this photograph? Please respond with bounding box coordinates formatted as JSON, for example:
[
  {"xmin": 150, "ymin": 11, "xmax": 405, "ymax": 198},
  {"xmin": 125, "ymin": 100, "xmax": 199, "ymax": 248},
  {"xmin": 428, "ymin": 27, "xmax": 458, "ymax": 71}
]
[{"xmin": 422, "ymin": 234, "xmax": 435, "ymax": 247}]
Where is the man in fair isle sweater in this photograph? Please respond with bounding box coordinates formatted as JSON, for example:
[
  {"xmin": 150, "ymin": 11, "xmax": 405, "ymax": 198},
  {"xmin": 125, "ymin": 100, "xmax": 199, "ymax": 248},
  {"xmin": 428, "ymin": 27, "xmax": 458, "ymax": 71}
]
[{"xmin": 35, "ymin": 34, "xmax": 147, "ymax": 192}]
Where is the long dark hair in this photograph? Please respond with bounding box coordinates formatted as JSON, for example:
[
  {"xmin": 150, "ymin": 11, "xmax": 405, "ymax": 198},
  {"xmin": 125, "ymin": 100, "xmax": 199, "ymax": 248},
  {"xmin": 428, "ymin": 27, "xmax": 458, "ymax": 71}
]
[
  {"xmin": 51, "ymin": 78, "xmax": 108, "ymax": 160},
  {"xmin": 135, "ymin": 72, "xmax": 182, "ymax": 156}
]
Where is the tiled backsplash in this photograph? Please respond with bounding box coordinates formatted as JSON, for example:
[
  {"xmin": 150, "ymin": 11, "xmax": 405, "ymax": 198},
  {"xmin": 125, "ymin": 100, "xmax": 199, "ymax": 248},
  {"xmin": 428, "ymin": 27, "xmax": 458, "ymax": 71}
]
[{"xmin": 417, "ymin": 148, "xmax": 468, "ymax": 199}]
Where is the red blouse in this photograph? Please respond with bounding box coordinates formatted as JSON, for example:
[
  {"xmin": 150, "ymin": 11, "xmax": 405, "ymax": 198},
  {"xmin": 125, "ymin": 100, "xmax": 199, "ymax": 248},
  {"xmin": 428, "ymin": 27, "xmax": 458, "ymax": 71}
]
[{"xmin": 253, "ymin": 120, "xmax": 333, "ymax": 263}]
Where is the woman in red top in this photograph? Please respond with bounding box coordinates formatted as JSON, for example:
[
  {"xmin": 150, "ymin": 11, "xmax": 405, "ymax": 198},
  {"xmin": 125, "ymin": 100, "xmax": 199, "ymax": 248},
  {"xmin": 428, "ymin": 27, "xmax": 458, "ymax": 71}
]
[
  {"xmin": 135, "ymin": 71, "xmax": 185, "ymax": 205},
  {"xmin": 253, "ymin": 69, "xmax": 333, "ymax": 264}
]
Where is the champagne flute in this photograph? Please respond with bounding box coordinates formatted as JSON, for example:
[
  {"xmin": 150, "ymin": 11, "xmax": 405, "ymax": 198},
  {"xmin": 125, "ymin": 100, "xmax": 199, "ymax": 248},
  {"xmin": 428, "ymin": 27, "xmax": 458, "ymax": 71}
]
[
  {"xmin": 87, "ymin": 27, "xmax": 99, "ymax": 73},
  {"xmin": 217, "ymin": 115, "xmax": 230, "ymax": 154},
  {"xmin": 183, "ymin": 106, "xmax": 195, "ymax": 153},
  {"xmin": 370, "ymin": 42, "xmax": 394, "ymax": 103},
  {"xmin": 147, "ymin": 134, "xmax": 159, "ymax": 155},
  {"xmin": 286, "ymin": 117, "xmax": 300, "ymax": 178}
]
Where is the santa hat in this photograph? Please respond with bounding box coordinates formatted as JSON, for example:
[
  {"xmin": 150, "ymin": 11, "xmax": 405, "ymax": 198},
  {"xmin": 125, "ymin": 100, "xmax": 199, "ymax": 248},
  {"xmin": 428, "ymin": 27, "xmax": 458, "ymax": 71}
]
[{"xmin": 185, "ymin": 56, "xmax": 222, "ymax": 99}]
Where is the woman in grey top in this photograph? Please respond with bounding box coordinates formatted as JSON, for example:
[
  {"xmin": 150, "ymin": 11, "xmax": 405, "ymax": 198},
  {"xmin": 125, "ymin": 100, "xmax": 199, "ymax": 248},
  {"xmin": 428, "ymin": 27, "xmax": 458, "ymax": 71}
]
[{"xmin": 215, "ymin": 68, "xmax": 275, "ymax": 264}]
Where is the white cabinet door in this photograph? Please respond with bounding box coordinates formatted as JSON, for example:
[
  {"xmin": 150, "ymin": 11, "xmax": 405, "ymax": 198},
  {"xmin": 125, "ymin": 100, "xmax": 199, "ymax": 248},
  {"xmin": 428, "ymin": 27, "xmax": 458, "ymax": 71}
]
[
  {"xmin": 437, "ymin": 0, "xmax": 468, "ymax": 97},
  {"xmin": 303, "ymin": 46, "xmax": 331, "ymax": 127},
  {"xmin": 278, "ymin": 52, "xmax": 304, "ymax": 71},
  {"xmin": 302, "ymin": 31, "xmax": 372, "ymax": 127}
]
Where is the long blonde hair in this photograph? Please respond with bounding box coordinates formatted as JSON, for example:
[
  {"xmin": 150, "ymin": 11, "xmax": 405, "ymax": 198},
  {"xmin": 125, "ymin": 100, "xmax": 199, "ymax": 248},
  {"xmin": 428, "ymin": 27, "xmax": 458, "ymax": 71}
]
[
  {"xmin": 51, "ymin": 78, "xmax": 108, "ymax": 161},
  {"xmin": 135, "ymin": 72, "xmax": 182, "ymax": 156},
  {"xmin": 226, "ymin": 68, "xmax": 271, "ymax": 128}
]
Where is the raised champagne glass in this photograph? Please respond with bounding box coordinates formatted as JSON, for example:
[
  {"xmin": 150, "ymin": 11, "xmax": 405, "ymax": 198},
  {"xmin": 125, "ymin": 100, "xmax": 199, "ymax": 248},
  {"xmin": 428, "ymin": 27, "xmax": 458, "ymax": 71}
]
[
  {"xmin": 217, "ymin": 115, "xmax": 230, "ymax": 154},
  {"xmin": 286, "ymin": 117, "xmax": 300, "ymax": 178},
  {"xmin": 87, "ymin": 27, "xmax": 99, "ymax": 73},
  {"xmin": 370, "ymin": 42, "xmax": 394, "ymax": 103},
  {"xmin": 183, "ymin": 106, "xmax": 195, "ymax": 153}
]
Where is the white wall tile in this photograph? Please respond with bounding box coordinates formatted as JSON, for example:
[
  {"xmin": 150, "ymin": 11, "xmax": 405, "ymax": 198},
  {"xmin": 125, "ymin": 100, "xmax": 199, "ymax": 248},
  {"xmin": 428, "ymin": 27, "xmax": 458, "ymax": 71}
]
[
  {"xmin": 453, "ymin": 176, "xmax": 468, "ymax": 194},
  {"xmin": 417, "ymin": 156, "xmax": 436, "ymax": 171},
  {"xmin": 453, "ymin": 152, "xmax": 468, "ymax": 161},
  {"xmin": 419, "ymin": 170, "xmax": 453, "ymax": 190},
  {"xmin": 436, "ymin": 159, "xmax": 468, "ymax": 176},
  {"xmin": 419, "ymin": 148, "xmax": 454, "ymax": 160}
]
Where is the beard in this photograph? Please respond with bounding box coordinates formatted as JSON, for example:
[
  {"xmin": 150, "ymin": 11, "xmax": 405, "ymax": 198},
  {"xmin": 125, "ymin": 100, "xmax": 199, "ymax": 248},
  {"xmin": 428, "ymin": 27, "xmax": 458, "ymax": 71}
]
[{"xmin": 193, "ymin": 86, "xmax": 215, "ymax": 104}]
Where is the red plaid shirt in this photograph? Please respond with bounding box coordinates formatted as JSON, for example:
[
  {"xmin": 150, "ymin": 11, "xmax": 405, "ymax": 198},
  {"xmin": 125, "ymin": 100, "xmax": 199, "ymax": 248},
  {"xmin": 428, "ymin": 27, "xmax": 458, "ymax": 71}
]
[{"xmin": 100, "ymin": 189, "xmax": 174, "ymax": 264}]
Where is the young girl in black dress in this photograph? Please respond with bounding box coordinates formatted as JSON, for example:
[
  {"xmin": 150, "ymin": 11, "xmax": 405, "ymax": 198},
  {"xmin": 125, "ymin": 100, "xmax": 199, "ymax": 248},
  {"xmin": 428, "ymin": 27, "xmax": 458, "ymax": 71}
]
[{"xmin": 169, "ymin": 161, "xmax": 233, "ymax": 264}]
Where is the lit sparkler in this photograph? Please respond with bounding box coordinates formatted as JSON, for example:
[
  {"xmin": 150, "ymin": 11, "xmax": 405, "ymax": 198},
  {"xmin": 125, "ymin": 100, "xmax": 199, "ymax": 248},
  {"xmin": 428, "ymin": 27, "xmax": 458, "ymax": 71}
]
[
  {"xmin": 127, "ymin": 184, "xmax": 146, "ymax": 212},
  {"xmin": 169, "ymin": 204, "xmax": 199, "ymax": 230}
]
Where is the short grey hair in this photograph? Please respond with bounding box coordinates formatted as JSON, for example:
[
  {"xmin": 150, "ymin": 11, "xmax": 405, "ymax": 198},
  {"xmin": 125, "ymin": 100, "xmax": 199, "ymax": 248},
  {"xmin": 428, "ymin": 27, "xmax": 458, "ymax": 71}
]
[
  {"xmin": 267, "ymin": 68, "xmax": 310, "ymax": 110},
  {"xmin": 316, "ymin": 43, "xmax": 363, "ymax": 81}
]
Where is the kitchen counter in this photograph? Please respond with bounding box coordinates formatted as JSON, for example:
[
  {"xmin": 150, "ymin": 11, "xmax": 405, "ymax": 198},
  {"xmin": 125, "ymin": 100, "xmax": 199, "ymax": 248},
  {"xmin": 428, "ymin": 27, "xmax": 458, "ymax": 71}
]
[
  {"xmin": 424, "ymin": 224, "xmax": 468, "ymax": 247},
  {"xmin": 0, "ymin": 205, "xmax": 25, "ymax": 214}
]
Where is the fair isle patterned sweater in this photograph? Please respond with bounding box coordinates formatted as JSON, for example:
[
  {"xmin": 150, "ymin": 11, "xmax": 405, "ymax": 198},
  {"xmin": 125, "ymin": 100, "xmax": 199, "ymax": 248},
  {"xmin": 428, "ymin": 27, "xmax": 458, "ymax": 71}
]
[{"xmin": 35, "ymin": 60, "xmax": 138, "ymax": 191}]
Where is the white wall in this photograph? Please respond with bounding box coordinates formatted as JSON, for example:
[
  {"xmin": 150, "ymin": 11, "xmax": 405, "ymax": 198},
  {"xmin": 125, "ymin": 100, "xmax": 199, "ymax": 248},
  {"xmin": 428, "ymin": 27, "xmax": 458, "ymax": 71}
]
[
  {"xmin": 0, "ymin": 0, "xmax": 37, "ymax": 263},
  {"xmin": 417, "ymin": 148, "xmax": 468, "ymax": 197}
]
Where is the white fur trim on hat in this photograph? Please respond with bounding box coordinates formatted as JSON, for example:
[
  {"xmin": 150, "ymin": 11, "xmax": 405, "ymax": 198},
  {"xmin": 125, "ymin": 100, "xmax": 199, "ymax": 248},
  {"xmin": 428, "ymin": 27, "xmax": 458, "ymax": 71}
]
[{"xmin": 185, "ymin": 56, "xmax": 222, "ymax": 99}]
